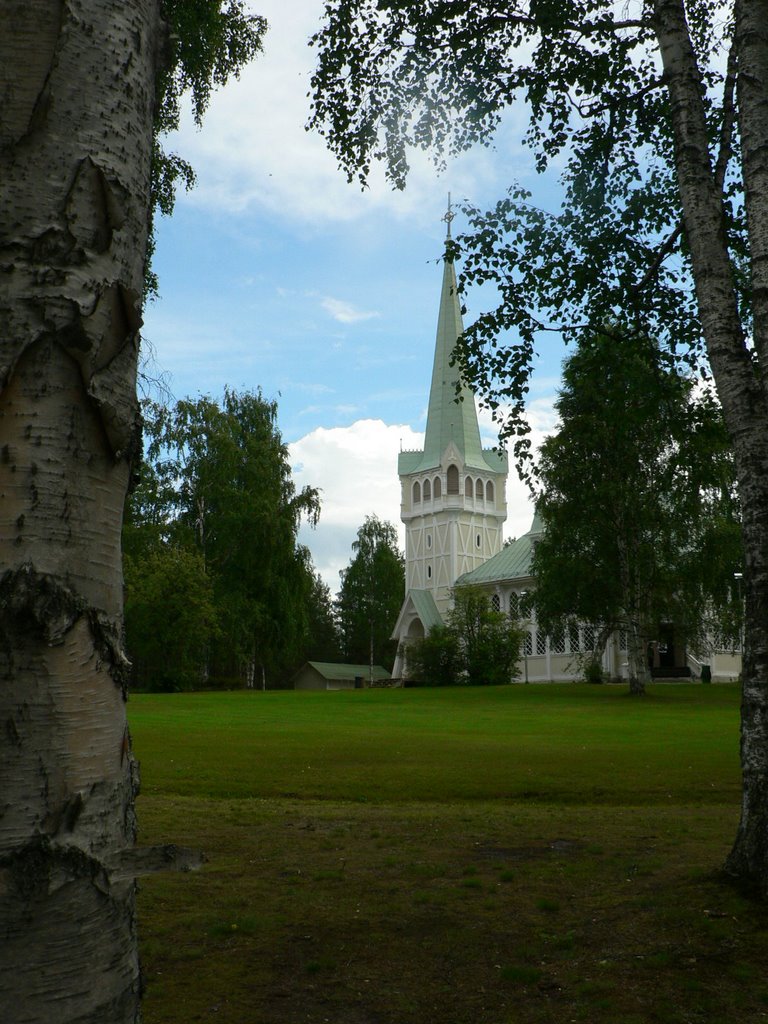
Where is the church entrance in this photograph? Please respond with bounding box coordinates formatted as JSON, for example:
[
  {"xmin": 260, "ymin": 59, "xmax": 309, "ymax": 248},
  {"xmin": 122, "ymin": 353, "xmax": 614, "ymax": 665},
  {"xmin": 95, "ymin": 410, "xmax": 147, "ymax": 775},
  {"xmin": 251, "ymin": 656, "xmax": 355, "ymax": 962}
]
[{"xmin": 649, "ymin": 623, "xmax": 691, "ymax": 678}]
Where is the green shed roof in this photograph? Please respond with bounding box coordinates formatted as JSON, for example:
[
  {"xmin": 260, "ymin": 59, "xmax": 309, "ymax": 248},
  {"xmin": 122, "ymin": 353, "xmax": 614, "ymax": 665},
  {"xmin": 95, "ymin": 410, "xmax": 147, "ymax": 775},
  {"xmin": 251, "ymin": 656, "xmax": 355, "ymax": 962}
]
[{"xmin": 304, "ymin": 662, "xmax": 390, "ymax": 681}]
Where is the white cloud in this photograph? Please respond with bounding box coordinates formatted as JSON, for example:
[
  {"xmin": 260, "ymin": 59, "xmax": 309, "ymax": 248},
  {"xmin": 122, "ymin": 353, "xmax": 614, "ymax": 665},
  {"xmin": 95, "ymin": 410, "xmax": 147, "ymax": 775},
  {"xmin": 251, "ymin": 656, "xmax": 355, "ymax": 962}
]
[
  {"xmin": 167, "ymin": 0, "xmax": 530, "ymax": 228},
  {"xmin": 320, "ymin": 297, "xmax": 380, "ymax": 324},
  {"xmin": 291, "ymin": 418, "xmax": 419, "ymax": 591}
]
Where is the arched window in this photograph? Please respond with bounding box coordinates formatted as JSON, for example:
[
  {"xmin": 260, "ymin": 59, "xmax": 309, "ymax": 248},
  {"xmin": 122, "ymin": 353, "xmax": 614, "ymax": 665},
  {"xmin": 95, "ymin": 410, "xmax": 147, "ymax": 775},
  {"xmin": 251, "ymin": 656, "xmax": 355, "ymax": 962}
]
[
  {"xmin": 475, "ymin": 478, "xmax": 483, "ymax": 499},
  {"xmin": 447, "ymin": 464, "xmax": 459, "ymax": 494},
  {"xmin": 426, "ymin": 533, "xmax": 432, "ymax": 549},
  {"xmin": 423, "ymin": 478, "xmax": 431, "ymax": 500},
  {"xmin": 476, "ymin": 533, "xmax": 482, "ymax": 548},
  {"xmin": 433, "ymin": 476, "xmax": 442, "ymax": 498},
  {"xmin": 465, "ymin": 476, "xmax": 473, "ymax": 497},
  {"xmin": 509, "ymin": 592, "xmax": 519, "ymax": 618},
  {"xmin": 486, "ymin": 481, "xmax": 494, "ymax": 502},
  {"xmin": 491, "ymin": 593, "xmax": 501, "ymax": 612},
  {"xmin": 413, "ymin": 481, "xmax": 421, "ymax": 503},
  {"xmin": 427, "ymin": 565, "xmax": 432, "ymax": 579}
]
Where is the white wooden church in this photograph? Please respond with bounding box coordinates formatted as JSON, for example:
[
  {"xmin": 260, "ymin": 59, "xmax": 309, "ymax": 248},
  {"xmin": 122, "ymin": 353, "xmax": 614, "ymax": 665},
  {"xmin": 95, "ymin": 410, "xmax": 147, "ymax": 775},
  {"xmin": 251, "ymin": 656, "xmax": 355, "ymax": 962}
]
[{"xmin": 390, "ymin": 226, "xmax": 740, "ymax": 684}]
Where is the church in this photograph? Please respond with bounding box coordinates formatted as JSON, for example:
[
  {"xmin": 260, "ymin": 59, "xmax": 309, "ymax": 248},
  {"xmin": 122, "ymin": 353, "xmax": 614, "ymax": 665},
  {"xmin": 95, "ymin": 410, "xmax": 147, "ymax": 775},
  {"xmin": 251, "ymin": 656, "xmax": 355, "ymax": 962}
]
[{"xmin": 390, "ymin": 222, "xmax": 741, "ymax": 684}]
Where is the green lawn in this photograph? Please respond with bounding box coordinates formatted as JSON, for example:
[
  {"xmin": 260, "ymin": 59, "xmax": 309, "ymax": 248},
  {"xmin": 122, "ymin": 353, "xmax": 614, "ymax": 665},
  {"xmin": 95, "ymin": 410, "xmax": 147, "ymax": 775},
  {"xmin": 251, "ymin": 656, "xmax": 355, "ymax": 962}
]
[{"xmin": 130, "ymin": 684, "xmax": 768, "ymax": 1024}]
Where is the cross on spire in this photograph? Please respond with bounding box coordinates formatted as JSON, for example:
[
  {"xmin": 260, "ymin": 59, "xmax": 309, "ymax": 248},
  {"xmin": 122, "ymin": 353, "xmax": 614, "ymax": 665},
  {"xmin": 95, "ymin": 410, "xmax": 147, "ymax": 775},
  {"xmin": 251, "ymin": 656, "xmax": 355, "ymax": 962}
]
[{"xmin": 442, "ymin": 192, "xmax": 455, "ymax": 238}]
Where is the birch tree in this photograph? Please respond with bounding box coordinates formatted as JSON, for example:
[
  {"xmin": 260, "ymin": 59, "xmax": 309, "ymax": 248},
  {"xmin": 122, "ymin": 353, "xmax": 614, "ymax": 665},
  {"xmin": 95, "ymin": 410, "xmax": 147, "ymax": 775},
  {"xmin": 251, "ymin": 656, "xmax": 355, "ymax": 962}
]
[
  {"xmin": 336, "ymin": 515, "xmax": 405, "ymax": 675},
  {"xmin": 533, "ymin": 331, "xmax": 738, "ymax": 695},
  {"xmin": 139, "ymin": 390, "xmax": 321, "ymax": 687},
  {"xmin": 0, "ymin": 3, "xmax": 263, "ymax": 1020},
  {"xmin": 309, "ymin": 0, "xmax": 768, "ymax": 892}
]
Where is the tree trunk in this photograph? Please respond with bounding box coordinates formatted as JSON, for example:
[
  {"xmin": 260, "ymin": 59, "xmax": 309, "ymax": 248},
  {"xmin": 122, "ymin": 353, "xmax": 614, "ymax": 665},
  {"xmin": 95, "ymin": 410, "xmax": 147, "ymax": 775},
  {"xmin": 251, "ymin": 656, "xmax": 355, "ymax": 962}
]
[
  {"xmin": 0, "ymin": 2, "xmax": 162, "ymax": 1019},
  {"xmin": 626, "ymin": 616, "xmax": 649, "ymax": 697},
  {"xmin": 654, "ymin": 0, "xmax": 768, "ymax": 891}
]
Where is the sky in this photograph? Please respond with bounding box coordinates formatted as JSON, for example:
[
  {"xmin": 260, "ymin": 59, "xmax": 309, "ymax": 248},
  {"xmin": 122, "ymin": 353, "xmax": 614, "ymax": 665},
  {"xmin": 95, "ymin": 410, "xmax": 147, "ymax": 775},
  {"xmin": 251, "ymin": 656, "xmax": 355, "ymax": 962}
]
[{"xmin": 142, "ymin": 0, "xmax": 566, "ymax": 592}]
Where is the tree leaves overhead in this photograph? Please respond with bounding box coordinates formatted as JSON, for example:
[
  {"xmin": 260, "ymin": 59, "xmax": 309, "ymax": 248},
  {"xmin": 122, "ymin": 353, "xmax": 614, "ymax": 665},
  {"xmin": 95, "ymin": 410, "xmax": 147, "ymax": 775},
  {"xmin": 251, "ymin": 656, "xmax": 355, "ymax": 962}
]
[
  {"xmin": 157, "ymin": 0, "xmax": 267, "ymax": 134},
  {"xmin": 146, "ymin": 1, "xmax": 267, "ymax": 296},
  {"xmin": 309, "ymin": 1, "xmax": 746, "ymax": 454}
]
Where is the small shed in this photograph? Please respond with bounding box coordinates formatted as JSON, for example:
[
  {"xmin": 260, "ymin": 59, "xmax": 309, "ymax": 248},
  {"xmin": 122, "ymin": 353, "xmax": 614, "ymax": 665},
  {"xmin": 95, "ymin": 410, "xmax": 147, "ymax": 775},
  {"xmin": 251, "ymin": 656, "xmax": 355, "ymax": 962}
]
[{"xmin": 291, "ymin": 662, "xmax": 391, "ymax": 691}]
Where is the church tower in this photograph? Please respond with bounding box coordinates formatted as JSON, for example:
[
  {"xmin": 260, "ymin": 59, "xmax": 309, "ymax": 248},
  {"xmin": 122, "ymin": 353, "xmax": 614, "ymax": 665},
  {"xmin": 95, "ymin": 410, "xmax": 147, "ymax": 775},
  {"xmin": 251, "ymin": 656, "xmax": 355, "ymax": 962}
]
[{"xmin": 391, "ymin": 208, "xmax": 508, "ymax": 676}]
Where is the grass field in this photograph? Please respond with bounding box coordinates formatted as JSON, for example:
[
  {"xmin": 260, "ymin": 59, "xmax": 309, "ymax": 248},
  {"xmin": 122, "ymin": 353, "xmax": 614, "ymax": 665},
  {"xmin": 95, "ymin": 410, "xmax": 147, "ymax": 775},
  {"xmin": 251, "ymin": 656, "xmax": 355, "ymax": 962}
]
[{"xmin": 129, "ymin": 684, "xmax": 768, "ymax": 1024}]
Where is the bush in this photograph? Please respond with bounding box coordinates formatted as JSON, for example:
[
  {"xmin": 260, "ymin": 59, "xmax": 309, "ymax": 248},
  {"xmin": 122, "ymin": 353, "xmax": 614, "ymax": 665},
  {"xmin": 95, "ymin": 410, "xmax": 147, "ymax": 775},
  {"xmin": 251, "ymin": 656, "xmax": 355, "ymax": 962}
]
[
  {"xmin": 405, "ymin": 586, "xmax": 524, "ymax": 686},
  {"xmin": 583, "ymin": 659, "xmax": 604, "ymax": 684},
  {"xmin": 404, "ymin": 626, "xmax": 462, "ymax": 686}
]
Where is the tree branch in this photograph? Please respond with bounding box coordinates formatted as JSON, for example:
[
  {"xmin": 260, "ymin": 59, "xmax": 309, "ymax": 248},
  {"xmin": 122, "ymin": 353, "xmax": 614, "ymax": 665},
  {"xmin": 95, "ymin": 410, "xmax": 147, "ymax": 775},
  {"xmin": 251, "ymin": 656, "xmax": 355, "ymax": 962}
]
[{"xmin": 630, "ymin": 33, "xmax": 737, "ymax": 298}]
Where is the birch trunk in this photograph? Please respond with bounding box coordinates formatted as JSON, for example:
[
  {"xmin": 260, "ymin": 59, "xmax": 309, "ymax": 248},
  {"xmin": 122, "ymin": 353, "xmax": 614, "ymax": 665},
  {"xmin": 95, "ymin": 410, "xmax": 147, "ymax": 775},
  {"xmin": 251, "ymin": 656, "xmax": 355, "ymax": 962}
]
[
  {"xmin": 626, "ymin": 616, "xmax": 649, "ymax": 697},
  {"xmin": 654, "ymin": 0, "xmax": 768, "ymax": 891},
  {"xmin": 0, "ymin": 1, "xmax": 162, "ymax": 1018},
  {"xmin": 616, "ymin": 532, "xmax": 648, "ymax": 695}
]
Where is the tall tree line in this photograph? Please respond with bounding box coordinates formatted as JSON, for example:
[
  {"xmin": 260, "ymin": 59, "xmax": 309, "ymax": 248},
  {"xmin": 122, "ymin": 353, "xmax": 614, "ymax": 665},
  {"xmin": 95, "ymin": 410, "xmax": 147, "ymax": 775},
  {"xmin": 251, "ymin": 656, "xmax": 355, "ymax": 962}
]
[{"xmin": 125, "ymin": 389, "xmax": 334, "ymax": 689}]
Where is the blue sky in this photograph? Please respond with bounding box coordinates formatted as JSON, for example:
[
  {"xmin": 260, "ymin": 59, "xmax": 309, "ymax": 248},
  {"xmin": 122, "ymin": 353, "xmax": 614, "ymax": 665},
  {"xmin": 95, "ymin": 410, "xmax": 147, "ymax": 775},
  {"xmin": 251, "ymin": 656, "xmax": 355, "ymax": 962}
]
[{"xmin": 142, "ymin": 0, "xmax": 565, "ymax": 591}]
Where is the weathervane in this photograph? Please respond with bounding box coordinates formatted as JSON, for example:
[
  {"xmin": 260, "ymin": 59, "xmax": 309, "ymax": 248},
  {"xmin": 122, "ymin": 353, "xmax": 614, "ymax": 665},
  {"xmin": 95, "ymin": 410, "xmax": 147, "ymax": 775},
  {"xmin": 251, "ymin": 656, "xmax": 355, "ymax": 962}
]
[{"xmin": 442, "ymin": 192, "xmax": 455, "ymax": 237}]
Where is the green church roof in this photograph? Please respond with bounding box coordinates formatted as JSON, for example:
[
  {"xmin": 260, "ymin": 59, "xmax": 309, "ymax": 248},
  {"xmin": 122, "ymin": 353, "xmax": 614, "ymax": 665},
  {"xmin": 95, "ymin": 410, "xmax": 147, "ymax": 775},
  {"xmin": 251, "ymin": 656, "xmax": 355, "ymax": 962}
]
[
  {"xmin": 408, "ymin": 589, "xmax": 444, "ymax": 631},
  {"xmin": 457, "ymin": 511, "xmax": 544, "ymax": 585},
  {"xmin": 399, "ymin": 252, "xmax": 505, "ymax": 476}
]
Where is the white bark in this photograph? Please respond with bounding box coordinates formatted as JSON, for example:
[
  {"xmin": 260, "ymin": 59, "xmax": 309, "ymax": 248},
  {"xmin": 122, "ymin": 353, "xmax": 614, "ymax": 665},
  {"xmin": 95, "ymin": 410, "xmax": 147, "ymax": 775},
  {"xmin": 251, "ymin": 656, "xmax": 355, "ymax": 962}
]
[
  {"xmin": 0, "ymin": 1, "xmax": 165, "ymax": 1019},
  {"xmin": 654, "ymin": 0, "xmax": 768, "ymax": 890}
]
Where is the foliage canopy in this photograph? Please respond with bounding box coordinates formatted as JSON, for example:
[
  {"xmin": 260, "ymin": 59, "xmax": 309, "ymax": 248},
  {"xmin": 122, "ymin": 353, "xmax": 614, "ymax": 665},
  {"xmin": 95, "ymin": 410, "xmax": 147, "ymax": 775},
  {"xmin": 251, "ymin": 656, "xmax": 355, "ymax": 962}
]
[
  {"xmin": 309, "ymin": 1, "xmax": 744, "ymax": 458},
  {"xmin": 336, "ymin": 515, "xmax": 405, "ymax": 671},
  {"xmin": 125, "ymin": 390, "xmax": 323, "ymax": 688},
  {"xmin": 532, "ymin": 330, "xmax": 741, "ymax": 691}
]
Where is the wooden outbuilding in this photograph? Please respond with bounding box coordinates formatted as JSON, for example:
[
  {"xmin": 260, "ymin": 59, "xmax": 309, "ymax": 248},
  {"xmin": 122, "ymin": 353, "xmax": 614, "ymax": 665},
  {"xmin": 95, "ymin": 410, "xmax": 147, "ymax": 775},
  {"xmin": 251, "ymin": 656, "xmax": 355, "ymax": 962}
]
[{"xmin": 291, "ymin": 661, "xmax": 391, "ymax": 691}]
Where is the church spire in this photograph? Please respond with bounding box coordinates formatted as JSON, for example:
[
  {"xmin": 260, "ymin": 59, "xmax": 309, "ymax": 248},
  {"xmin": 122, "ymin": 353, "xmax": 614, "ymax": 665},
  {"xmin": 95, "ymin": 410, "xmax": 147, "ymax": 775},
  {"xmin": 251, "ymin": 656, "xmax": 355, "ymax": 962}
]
[
  {"xmin": 442, "ymin": 191, "xmax": 454, "ymax": 238},
  {"xmin": 419, "ymin": 199, "xmax": 485, "ymax": 470}
]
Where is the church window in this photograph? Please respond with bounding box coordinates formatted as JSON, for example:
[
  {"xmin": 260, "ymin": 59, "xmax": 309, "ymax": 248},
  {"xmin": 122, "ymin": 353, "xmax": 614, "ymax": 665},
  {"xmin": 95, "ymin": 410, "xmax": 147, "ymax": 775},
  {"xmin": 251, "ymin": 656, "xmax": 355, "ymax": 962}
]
[
  {"xmin": 519, "ymin": 592, "xmax": 533, "ymax": 616},
  {"xmin": 426, "ymin": 533, "xmax": 432, "ymax": 549},
  {"xmin": 491, "ymin": 593, "xmax": 501, "ymax": 612},
  {"xmin": 413, "ymin": 481, "xmax": 421, "ymax": 503},
  {"xmin": 551, "ymin": 628, "xmax": 566, "ymax": 654},
  {"xmin": 508, "ymin": 592, "xmax": 519, "ymax": 618},
  {"xmin": 433, "ymin": 476, "xmax": 442, "ymax": 498},
  {"xmin": 423, "ymin": 478, "xmax": 431, "ymax": 500},
  {"xmin": 524, "ymin": 632, "xmax": 533, "ymax": 657},
  {"xmin": 583, "ymin": 625, "xmax": 596, "ymax": 651},
  {"xmin": 536, "ymin": 631, "xmax": 547, "ymax": 655},
  {"xmin": 618, "ymin": 629, "xmax": 628, "ymax": 652},
  {"xmin": 569, "ymin": 624, "xmax": 581, "ymax": 653},
  {"xmin": 427, "ymin": 564, "xmax": 432, "ymax": 579},
  {"xmin": 476, "ymin": 534, "xmax": 481, "ymax": 548},
  {"xmin": 486, "ymin": 481, "xmax": 494, "ymax": 502},
  {"xmin": 465, "ymin": 475, "xmax": 472, "ymax": 497},
  {"xmin": 475, "ymin": 478, "xmax": 483, "ymax": 499},
  {"xmin": 447, "ymin": 464, "xmax": 459, "ymax": 493}
]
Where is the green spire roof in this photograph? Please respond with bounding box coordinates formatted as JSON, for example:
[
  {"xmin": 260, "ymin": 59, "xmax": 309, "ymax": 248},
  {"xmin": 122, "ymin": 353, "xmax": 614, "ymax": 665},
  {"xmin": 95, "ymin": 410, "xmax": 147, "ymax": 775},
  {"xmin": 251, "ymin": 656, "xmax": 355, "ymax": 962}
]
[{"xmin": 411, "ymin": 255, "xmax": 492, "ymax": 472}]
